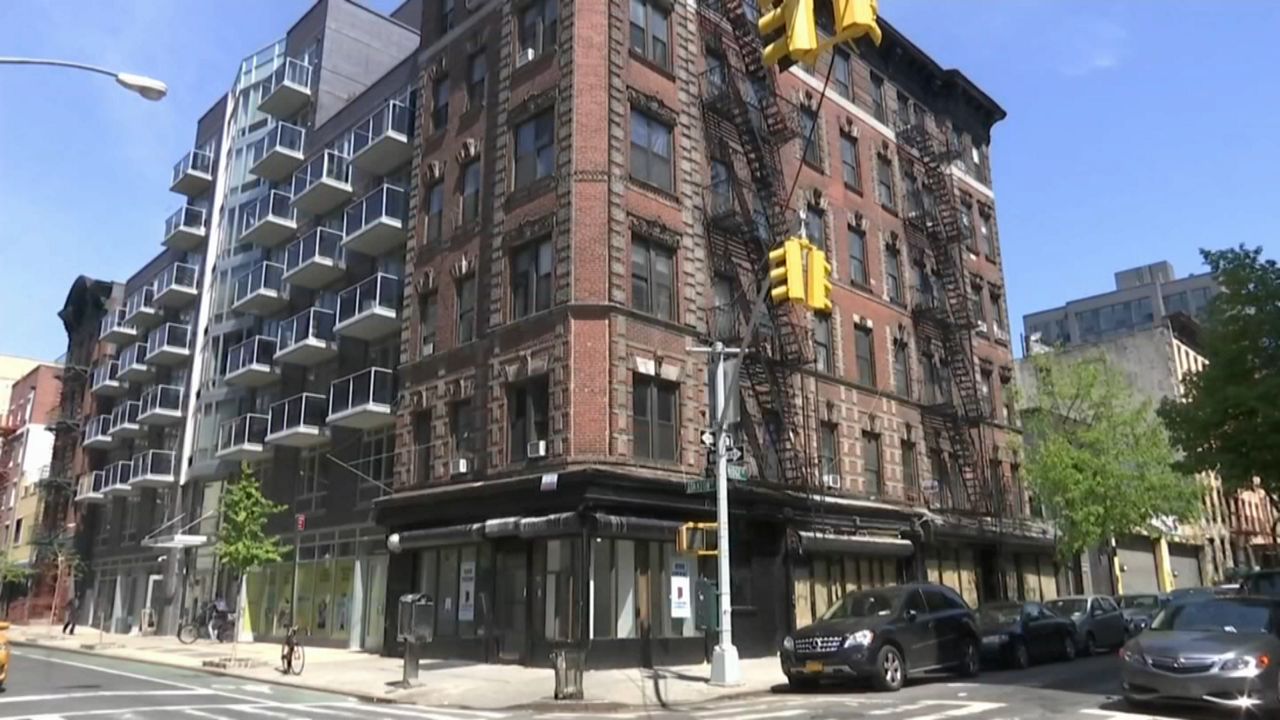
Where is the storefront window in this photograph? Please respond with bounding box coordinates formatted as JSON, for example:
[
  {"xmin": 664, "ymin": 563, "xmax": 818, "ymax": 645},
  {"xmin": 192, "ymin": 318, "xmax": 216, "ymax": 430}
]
[
  {"xmin": 542, "ymin": 538, "xmax": 579, "ymax": 641},
  {"xmin": 415, "ymin": 543, "xmax": 490, "ymax": 641}
]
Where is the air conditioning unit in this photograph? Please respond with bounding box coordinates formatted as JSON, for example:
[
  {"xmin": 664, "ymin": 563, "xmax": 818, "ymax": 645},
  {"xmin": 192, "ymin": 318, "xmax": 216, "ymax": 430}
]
[
  {"xmin": 421, "ymin": 341, "xmax": 435, "ymax": 357},
  {"xmin": 977, "ymin": 320, "xmax": 989, "ymax": 334},
  {"xmin": 516, "ymin": 47, "xmax": 536, "ymax": 68},
  {"xmin": 450, "ymin": 457, "xmax": 470, "ymax": 476},
  {"xmin": 526, "ymin": 440, "xmax": 548, "ymax": 459},
  {"xmin": 822, "ymin": 474, "xmax": 841, "ymax": 490}
]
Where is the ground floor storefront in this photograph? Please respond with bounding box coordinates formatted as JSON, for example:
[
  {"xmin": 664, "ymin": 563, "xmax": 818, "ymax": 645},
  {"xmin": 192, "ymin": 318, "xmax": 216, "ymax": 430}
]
[{"xmin": 84, "ymin": 552, "xmax": 168, "ymax": 635}]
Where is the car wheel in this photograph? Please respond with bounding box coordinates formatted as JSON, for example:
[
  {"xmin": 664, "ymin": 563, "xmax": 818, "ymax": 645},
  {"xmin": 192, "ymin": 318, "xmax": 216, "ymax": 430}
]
[
  {"xmin": 959, "ymin": 637, "xmax": 981, "ymax": 677},
  {"xmin": 872, "ymin": 645, "xmax": 905, "ymax": 692},
  {"xmin": 1060, "ymin": 632, "xmax": 1077, "ymax": 661},
  {"xmin": 787, "ymin": 675, "xmax": 819, "ymax": 691},
  {"xmin": 1010, "ymin": 639, "xmax": 1031, "ymax": 670},
  {"xmin": 1084, "ymin": 632, "xmax": 1097, "ymax": 656}
]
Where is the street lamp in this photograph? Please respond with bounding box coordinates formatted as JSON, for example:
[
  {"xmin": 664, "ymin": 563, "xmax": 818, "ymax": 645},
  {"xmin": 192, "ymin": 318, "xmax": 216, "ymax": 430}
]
[{"xmin": 0, "ymin": 57, "xmax": 167, "ymax": 101}]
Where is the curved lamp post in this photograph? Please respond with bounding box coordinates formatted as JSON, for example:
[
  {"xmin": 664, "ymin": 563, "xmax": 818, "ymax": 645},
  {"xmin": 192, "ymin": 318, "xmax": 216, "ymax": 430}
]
[{"xmin": 0, "ymin": 57, "xmax": 167, "ymax": 101}]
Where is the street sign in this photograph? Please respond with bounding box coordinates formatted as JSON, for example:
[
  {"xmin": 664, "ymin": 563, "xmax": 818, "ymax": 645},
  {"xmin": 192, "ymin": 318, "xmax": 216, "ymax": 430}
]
[
  {"xmin": 700, "ymin": 431, "xmax": 716, "ymax": 448},
  {"xmin": 726, "ymin": 463, "xmax": 748, "ymax": 482},
  {"xmin": 295, "ymin": 513, "xmax": 306, "ymax": 532},
  {"xmin": 686, "ymin": 477, "xmax": 715, "ymax": 494},
  {"xmin": 725, "ymin": 447, "xmax": 743, "ymax": 463}
]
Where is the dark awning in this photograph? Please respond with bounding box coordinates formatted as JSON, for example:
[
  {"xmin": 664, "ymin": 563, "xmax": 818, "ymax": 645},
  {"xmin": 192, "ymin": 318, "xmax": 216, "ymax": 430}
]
[
  {"xmin": 798, "ymin": 531, "xmax": 916, "ymax": 558},
  {"xmin": 518, "ymin": 512, "xmax": 582, "ymax": 538},
  {"xmin": 387, "ymin": 523, "xmax": 484, "ymax": 552},
  {"xmin": 594, "ymin": 514, "xmax": 683, "ymax": 541},
  {"xmin": 390, "ymin": 512, "xmax": 692, "ymax": 552}
]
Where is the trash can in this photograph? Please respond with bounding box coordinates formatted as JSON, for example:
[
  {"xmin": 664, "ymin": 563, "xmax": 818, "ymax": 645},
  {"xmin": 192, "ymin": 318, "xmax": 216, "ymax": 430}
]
[{"xmin": 551, "ymin": 646, "xmax": 585, "ymax": 700}]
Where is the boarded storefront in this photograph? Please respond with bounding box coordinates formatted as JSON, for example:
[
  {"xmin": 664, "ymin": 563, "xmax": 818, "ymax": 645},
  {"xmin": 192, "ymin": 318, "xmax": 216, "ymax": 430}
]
[{"xmin": 791, "ymin": 533, "xmax": 915, "ymax": 628}]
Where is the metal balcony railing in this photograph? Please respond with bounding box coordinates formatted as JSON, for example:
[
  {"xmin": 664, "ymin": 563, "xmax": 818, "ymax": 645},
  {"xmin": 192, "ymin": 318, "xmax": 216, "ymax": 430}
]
[
  {"xmin": 145, "ymin": 322, "xmax": 191, "ymax": 361},
  {"xmin": 268, "ymin": 392, "xmax": 327, "ymax": 436},
  {"xmin": 99, "ymin": 307, "xmax": 136, "ymax": 342},
  {"xmin": 171, "ymin": 148, "xmax": 213, "ymax": 190},
  {"xmin": 328, "ymin": 367, "xmax": 394, "ymax": 418},
  {"xmin": 283, "ymin": 228, "xmax": 345, "ymax": 286},
  {"xmin": 217, "ymin": 413, "xmax": 269, "ymax": 454},
  {"xmin": 292, "ymin": 150, "xmax": 351, "ymax": 199},
  {"xmin": 277, "ymin": 307, "xmax": 336, "ymax": 352},
  {"xmin": 139, "ymin": 384, "xmax": 184, "ymax": 421},
  {"xmin": 336, "ymin": 273, "xmax": 400, "ymax": 326},
  {"xmin": 344, "ymin": 184, "xmax": 406, "ymax": 237},
  {"xmin": 352, "ymin": 100, "xmax": 412, "ymax": 156},
  {"xmin": 232, "ymin": 261, "xmax": 287, "ymax": 308},
  {"xmin": 226, "ymin": 336, "xmax": 277, "ymax": 375},
  {"xmin": 89, "ymin": 360, "xmax": 121, "ymax": 393}
]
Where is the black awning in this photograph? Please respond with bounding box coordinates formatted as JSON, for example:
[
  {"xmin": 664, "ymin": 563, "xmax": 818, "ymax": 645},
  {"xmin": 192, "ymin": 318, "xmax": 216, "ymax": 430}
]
[
  {"xmin": 798, "ymin": 531, "xmax": 916, "ymax": 558},
  {"xmin": 594, "ymin": 514, "xmax": 684, "ymax": 541},
  {"xmin": 518, "ymin": 512, "xmax": 583, "ymax": 538},
  {"xmin": 387, "ymin": 523, "xmax": 484, "ymax": 552}
]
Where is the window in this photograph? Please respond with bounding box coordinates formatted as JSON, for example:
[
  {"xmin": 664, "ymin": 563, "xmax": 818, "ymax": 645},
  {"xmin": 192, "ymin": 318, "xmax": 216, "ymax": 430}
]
[
  {"xmin": 902, "ymin": 440, "xmax": 918, "ymax": 497},
  {"xmin": 820, "ymin": 424, "xmax": 838, "ymax": 476},
  {"xmin": 1003, "ymin": 378, "xmax": 1017, "ymax": 425},
  {"xmin": 875, "ymin": 155, "xmax": 895, "ymax": 209},
  {"xmin": 629, "ymin": 110, "xmax": 673, "ymax": 191},
  {"xmin": 357, "ymin": 429, "xmax": 394, "ymax": 505},
  {"xmin": 629, "ymin": 0, "xmax": 670, "ymax": 69},
  {"xmin": 413, "ymin": 412, "xmax": 432, "ymax": 484},
  {"xmin": 854, "ymin": 325, "xmax": 875, "ymax": 386},
  {"xmin": 425, "ymin": 181, "xmax": 444, "ymax": 243},
  {"xmin": 467, "ymin": 51, "xmax": 487, "ymax": 109},
  {"xmin": 893, "ymin": 340, "xmax": 910, "ymax": 397},
  {"xmin": 11, "ymin": 518, "xmax": 21, "ymax": 544},
  {"xmin": 980, "ymin": 371, "xmax": 993, "ymax": 417},
  {"xmin": 511, "ymin": 238, "xmax": 553, "ymax": 318},
  {"xmin": 840, "ymin": 134, "xmax": 861, "ymax": 190},
  {"xmin": 804, "ymin": 205, "xmax": 825, "ymax": 251},
  {"xmin": 631, "ymin": 238, "xmax": 675, "ymax": 320},
  {"xmin": 869, "ymin": 72, "xmax": 886, "ymax": 122},
  {"xmin": 456, "ymin": 275, "xmax": 477, "ymax": 343},
  {"xmin": 960, "ymin": 207, "xmax": 976, "ymax": 252},
  {"xmin": 895, "ymin": 89, "xmax": 912, "ymax": 129},
  {"xmin": 990, "ymin": 293, "xmax": 1006, "ymax": 332},
  {"xmin": 832, "ymin": 51, "xmax": 851, "ymax": 99},
  {"xmin": 848, "ymin": 227, "xmax": 867, "ymax": 285},
  {"xmin": 885, "ymin": 244, "xmax": 903, "ymax": 304},
  {"xmin": 461, "ymin": 160, "xmax": 482, "ymax": 223},
  {"xmin": 514, "ymin": 110, "xmax": 555, "ymax": 188},
  {"xmin": 440, "ymin": 0, "xmax": 455, "ymax": 33},
  {"xmin": 814, "ymin": 314, "xmax": 832, "ymax": 373},
  {"xmin": 970, "ymin": 286, "xmax": 986, "ymax": 327},
  {"xmin": 431, "ymin": 76, "xmax": 449, "ymax": 132},
  {"xmin": 509, "ymin": 376, "xmax": 550, "ymax": 460},
  {"xmin": 450, "ymin": 400, "xmax": 475, "ymax": 455},
  {"xmin": 980, "ymin": 212, "xmax": 996, "ymax": 257},
  {"xmin": 519, "ymin": 0, "xmax": 559, "ymax": 58},
  {"xmin": 633, "ymin": 374, "xmax": 677, "ymax": 461},
  {"xmin": 799, "ymin": 108, "xmax": 821, "ymax": 167},
  {"xmin": 419, "ymin": 292, "xmax": 437, "ymax": 356},
  {"xmin": 863, "ymin": 431, "xmax": 882, "ymax": 494}
]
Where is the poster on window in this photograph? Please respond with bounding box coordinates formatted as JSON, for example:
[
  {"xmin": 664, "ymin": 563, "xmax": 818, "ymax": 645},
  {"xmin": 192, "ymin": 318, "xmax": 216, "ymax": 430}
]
[
  {"xmin": 670, "ymin": 558, "xmax": 691, "ymax": 619},
  {"xmin": 458, "ymin": 560, "xmax": 476, "ymax": 622}
]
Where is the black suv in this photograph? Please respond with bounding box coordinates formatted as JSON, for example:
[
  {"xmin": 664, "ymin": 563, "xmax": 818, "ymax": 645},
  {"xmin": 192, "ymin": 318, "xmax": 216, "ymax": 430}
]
[
  {"xmin": 781, "ymin": 582, "xmax": 981, "ymax": 691},
  {"xmin": 1237, "ymin": 569, "xmax": 1280, "ymax": 597}
]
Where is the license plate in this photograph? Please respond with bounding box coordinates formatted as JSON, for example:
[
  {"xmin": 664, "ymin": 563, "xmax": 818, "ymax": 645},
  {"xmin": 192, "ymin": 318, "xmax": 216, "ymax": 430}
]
[
  {"xmin": 982, "ymin": 636, "xmax": 1001, "ymax": 646},
  {"xmin": 804, "ymin": 660, "xmax": 823, "ymax": 673}
]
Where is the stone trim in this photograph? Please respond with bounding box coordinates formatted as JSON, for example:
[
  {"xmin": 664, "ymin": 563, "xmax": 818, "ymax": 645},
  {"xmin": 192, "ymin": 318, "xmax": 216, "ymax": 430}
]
[
  {"xmin": 509, "ymin": 86, "xmax": 557, "ymax": 124},
  {"xmin": 456, "ymin": 138, "xmax": 481, "ymax": 163},
  {"xmin": 499, "ymin": 349, "xmax": 553, "ymax": 383},
  {"xmin": 451, "ymin": 253, "xmax": 479, "ymax": 279},
  {"xmin": 629, "ymin": 214, "xmax": 681, "ymax": 250},
  {"xmin": 627, "ymin": 87, "xmax": 677, "ymax": 126}
]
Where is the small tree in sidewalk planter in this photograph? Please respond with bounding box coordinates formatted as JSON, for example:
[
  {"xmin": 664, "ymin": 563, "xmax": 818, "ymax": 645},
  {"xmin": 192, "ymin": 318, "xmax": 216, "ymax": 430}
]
[{"xmin": 215, "ymin": 463, "xmax": 288, "ymax": 660}]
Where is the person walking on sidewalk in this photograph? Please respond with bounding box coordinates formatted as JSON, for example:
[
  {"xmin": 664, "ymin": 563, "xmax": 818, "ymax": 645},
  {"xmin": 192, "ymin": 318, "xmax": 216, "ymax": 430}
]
[{"xmin": 61, "ymin": 595, "xmax": 79, "ymax": 635}]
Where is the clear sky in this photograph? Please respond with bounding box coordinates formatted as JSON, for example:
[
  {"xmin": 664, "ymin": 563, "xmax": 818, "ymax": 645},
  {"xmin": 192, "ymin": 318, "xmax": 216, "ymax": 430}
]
[{"xmin": 1, "ymin": 1, "xmax": 1276, "ymax": 362}]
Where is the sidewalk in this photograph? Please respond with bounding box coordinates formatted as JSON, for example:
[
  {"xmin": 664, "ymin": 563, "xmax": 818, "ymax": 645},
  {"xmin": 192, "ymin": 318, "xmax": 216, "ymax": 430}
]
[{"xmin": 10, "ymin": 624, "xmax": 783, "ymax": 711}]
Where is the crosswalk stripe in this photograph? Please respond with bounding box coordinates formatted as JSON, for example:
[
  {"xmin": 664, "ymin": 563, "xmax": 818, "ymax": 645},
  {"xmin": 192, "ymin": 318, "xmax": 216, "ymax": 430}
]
[
  {"xmin": 232, "ymin": 706, "xmax": 311, "ymax": 720},
  {"xmin": 182, "ymin": 710, "xmax": 236, "ymax": 720},
  {"xmin": 731, "ymin": 711, "xmax": 808, "ymax": 720},
  {"xmin": 1081, "ymin": 710, "xmax": 1181, "ymax": 720},
  {"xmin": 304, "ymin": 703, "xmax": 508, "ymax": 720},
  {"xmin": 909, "ymin": 701, "xmax": 1006, "ymax": 720}
]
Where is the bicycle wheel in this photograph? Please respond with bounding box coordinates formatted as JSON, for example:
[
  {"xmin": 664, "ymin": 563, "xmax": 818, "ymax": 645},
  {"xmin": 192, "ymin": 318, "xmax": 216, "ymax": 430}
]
[
  {"xmin": 177, "ymin": 624, "xmax": 199, "ymax": 645},
  {"xmin": 289, "ymin": 643, "xmax": 305, "ymax": 675},
  {"xmin": 280, "ymin": 642, "xmax": 292, "ymax": 674}
]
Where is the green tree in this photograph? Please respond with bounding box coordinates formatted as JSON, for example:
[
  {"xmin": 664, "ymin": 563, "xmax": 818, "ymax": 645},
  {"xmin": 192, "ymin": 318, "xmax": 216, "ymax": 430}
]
[
  {"xmin": 1159, "ymin": 246, "xmax": 1280, "ymax": 521},
  {"xmin": 1019, "ymin": 351, "xmax": 1202, "ymax": 558},
  {"xmin": 215, "ymin": 464, "xmax": 287, "ymax": 654}
]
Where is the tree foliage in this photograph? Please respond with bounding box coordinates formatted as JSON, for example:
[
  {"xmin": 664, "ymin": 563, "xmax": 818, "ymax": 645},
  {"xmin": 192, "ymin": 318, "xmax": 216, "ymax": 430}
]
[
  {"xmin": 1159, "ymin": 246, "xmax": 1280, "ymax": 510},
  {"xmin": 0, "ymin": 550, "xmax": 32, "ymax": 587},
  {"xmin": 215, "ymin": 464, "xmax": 288, "ymax": 575},
  {"xmin": 1020, "ymin": 351, "xmax": 1202, "ymax": 558}
]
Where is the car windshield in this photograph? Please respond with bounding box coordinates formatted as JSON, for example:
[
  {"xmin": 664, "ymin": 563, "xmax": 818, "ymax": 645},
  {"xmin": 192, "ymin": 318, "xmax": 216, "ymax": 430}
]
[
  {"xmin": 1118, "ymin": 595, "xmax": 1160, "ymax": 610},
  {"xmin": 977, "ymin": 604, "xmax": 1022, "ymax": 625},
  {"xmin": 821, "ymin": 589, "xmax": 900, "ymax": 621},
  {"xmin": 1045, "ymin": 599, "xmax": 1086, "ymax": 616},
  {"xmin": 1150, "ymin": 599, "xmax": 1274, "ymax": 634}
]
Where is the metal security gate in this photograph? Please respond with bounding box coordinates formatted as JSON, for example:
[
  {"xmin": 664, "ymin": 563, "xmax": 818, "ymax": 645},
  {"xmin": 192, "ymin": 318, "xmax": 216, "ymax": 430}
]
[
  {"xmin": 1116, "ymin": 537, "xmax": 1160, "ymax": 594},
  {"xmin": 1169, "ymin": 544, "xmax": 1203, "ymax": 589}
]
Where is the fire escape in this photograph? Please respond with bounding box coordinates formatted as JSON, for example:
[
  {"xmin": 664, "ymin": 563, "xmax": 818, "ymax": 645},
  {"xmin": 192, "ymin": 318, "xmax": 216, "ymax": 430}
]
[
  {"xmin": 896, "ymin": 123, "xmax": 991, "ymax": 513},
  {"xmin": 697, "ymin": 0, "xmax": 815, "ymax": 489},
  {"xmin": 39, "ymin": 361, "xmax": 89, "ymax": 562}
]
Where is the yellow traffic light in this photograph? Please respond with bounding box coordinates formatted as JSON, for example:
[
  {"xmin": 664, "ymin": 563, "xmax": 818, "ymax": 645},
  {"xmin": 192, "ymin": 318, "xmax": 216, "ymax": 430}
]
[
  {"xmin": 677, "ymin": 522, "xmax": 718, "ymax": 556},
  {"xmin": 828, "ymin": 0, "xmax": 883, "ymax": 47},
  {"xmin": 758, "ymin": 0, "xmax": 820, "ymax": 69},
  {"xmin": 768, "ymin": 237, "xmax": 806, "ymax": 304},
  {"xmin": 806, "ymin": 247, "xmax": 833, "ymax": 312}
]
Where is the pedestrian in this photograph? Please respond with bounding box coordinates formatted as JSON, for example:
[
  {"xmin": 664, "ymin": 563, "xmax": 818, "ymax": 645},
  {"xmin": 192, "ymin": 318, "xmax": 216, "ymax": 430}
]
[{"xmin": 61, "ymin": 594, "xmax": 79, "ymax": 635}]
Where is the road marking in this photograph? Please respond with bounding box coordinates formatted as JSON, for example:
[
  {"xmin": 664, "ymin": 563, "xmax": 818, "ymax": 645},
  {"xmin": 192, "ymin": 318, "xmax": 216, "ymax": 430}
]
[
  {"xmin": 728, "ymin": 711, "xmax": 807, "ymax": 720},
  {"xmin": 1081, "ymin": 710, "xmax": 1182, "ymax": 720},
  {"xmin": 212, "ymin": 683, "xmax": 275, "ymax": 695},
  {"xmin": 0, "ymin": 690, "xmax": 216, "ymax": 704},
  {"xmin": 231, "ymin": 706, "xmax": 312, "ymax": 720},
  {"xmin": 181, "ymin": 710, "xmax": 236, "ymax": 720},
  {"xmin": 908, "ymin": 701, "xmax": 1006, "ymax": 720},
  {"xmin": 2, "ymin": 703, "xmax": 412, "ymax": 720}
]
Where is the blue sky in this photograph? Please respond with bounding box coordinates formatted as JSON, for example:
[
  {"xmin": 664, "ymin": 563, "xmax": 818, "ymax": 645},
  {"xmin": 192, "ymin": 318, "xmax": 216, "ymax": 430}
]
[{"xmin": 1, "ymin": 1, "xmax": 1276, "ymax": 361}]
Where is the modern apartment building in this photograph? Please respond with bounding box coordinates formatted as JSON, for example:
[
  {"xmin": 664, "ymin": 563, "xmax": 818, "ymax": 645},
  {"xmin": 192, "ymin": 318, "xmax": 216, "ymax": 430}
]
[
  {"xmin": 377, "ymin": 0, "xmax": 1049, "ymax": 668},
  {"xmin": 0, "ymin": 363, "xmax": 63, "ymax": 570},
  {"xmin": 1023, "ymin": 260, "xmax": 1219, "ymax": 352}
]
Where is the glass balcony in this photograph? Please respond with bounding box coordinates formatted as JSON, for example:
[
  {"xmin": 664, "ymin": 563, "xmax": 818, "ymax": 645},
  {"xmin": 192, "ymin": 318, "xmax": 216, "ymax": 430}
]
[
  {"xmin": 171, "ymin": 148, "xmax": 214, "ymax": 196},
  {"xmin": 327, "ymin": 367, "xmax": 395, "ymax": 429},
  {"xmin": 342, "ymin": 184, "xmax": 407, "ymax": 257},
  {"xmin": 154, "ymin": 261, "xmax": 199, "ymax": 308},
  {"xmin": 259, "ymin": 57, "xmax": 312, "ymax": 118},
  {"xmin": 117, "ymin": 342, "xmax": 154, "ymax": 383},
  {"xmin": 351, "ymin": 99, "xmax": 412, "ymax": 175},
  {"xmin": 130, "ymin": 450, "xmax": 176, "ymax": 489},
  {"xmin": 75, "ymin": 470, "xmax": 107, "ymax": 504},
  {"xmin": 249, "ymin": 122, "xmax": 305, "ymax": 181},
  {"xmin": 335, "ymin": 273, "xmax": 401, "ymax": 341},
  {"xmin": 240, "ymin": 190, "xmax": 297, "ymax": 248},
  {"xmin": 82, "ymin": 414, "xmax": 115, "ymax": 450},
  {"xmin": 124, "ymin": 286, "xmax": 162, "ymax": 330},
  {"xmin": 275, "ymin": 307, "xmax": 338, "ymax": 366},
  {"xmin": 99, "ymin": 307, "xmax": 137, "ymax": 344},
  {"xmin": 109, "ymin": 400, "xmax": 144, "ymax": 440},
  {"xmin": 163, "ymin": 205, "xmax": 208, "ymax": 251},
  {"xmin": 145, "ymin": 322, "xmax": 192, "ymax": 365},
  {"xmin": 231, "ymin": 261, "xmax": 288, "ymax": 316},
  {"xmin": 139, "ymin": 384, "xmax": 184, "ymax": 426},
  {"xmin": 225, "ymin": 336, "xmax": 280, "ymax": 387},
  {"xmin": 291, "ymin": 150, "xmax": 352, "ymax": 216},
  {"xmin": 266, "ymin": 393, "xmax": 328, "ymax": 447},
  {"xmin": 101, "ymin": 460, "xmax": 135, "ymax": 497},
  {"xmin": 216, "ymin": 413, "xmax": 270, "ymax": 461},
  {"xmin": 283, "ymin": 228, "xmax": 345, "ymax": 289},
  {"xmin": 89, "ymin": 359, "xmax": 125, "ymax": 397}
]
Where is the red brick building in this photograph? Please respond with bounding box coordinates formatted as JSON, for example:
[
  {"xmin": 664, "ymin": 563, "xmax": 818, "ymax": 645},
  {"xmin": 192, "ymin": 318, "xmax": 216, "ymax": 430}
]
[{"xmin": 377, "ymin": 0, "xmax": 1054, "ymax": 667}]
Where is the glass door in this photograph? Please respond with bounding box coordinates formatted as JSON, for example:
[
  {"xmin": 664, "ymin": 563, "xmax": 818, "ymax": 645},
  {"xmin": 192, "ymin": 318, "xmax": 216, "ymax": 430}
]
[
  {"xmin": 362, "ymin": 554, "xmax": 387, "ymax": 652},
  {"xmin": 495, "ymin": 549, "xmax": 528, "ymax": 662}
]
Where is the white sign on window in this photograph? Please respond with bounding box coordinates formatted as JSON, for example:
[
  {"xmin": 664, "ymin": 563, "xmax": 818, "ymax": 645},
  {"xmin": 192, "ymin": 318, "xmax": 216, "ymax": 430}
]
[
  {"xmin": 670, "ymin": 558, "xmax": 691, "ymax": 619},
  {"xmin": 458, "ymin": 560, "xmax": 476, "ymax": 622}
]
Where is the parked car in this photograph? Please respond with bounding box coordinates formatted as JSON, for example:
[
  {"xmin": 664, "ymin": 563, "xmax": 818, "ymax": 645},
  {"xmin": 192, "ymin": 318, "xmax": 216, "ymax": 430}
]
[
  {"xmin": 1168, "ymin": 586, "xmax": 1219, "ymax": 603},
  {"xmin": 1237, "ymin": 569, "xmax": 1280, "ymax": 597},
  {"xmin": 1116, "ymin": 593, "xmax": 1167, "ymax": 633},
  {"xmin": 781, "ymin": 583, "xmax": 981, "ymax": 692},
  {"xmin": 1121, "ymin": 596, "xmax": 1280, "ymax": 712},
  {"xmin": 1044, "ymin": 595, "xmax": 1128, "ymax": 654},
  {"xmin": 976, "ymin": 601, "xmax": 1078, "ymax": 668}
]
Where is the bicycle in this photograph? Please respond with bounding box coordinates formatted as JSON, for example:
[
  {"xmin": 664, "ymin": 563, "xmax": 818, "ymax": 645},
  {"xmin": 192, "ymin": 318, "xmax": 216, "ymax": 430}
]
[
  {"xmin": 280, "ymin": 625, "xmax": 304, "ymax": 675},
  {"xmin": 177, "ymin": 613, "xmax": 235, "ymax": 644}
]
